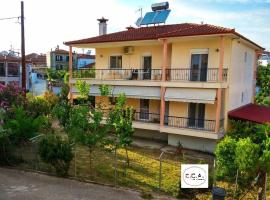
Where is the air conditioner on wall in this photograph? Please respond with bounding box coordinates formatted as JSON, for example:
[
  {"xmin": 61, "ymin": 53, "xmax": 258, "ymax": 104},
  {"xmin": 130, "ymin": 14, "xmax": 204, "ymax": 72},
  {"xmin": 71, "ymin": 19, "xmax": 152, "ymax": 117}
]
[{"xmin": 123, "ymin": 46, "xmax": 134, "ymax": 55}]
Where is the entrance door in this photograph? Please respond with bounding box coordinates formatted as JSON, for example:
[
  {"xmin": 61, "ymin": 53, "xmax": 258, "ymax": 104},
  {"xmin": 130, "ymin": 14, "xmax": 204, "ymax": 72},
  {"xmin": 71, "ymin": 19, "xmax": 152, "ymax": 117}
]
[
  {"xmin": 188, "ymin": 103, "xmax": 205, "ymax": 128},
  {"xmin": 140, "ymin": 99, "xmax": 149, "ymax": 120},
  {"xmin": 164, "ymin": 101, "xmax": 169, "ymax": 125},
  {"xmin": 190, "ymin": 54, "xmax": 208, "ymax": 81},
  {"xmin": 143, "ymin": 56, "xmax": 152, "ymax": 80}
]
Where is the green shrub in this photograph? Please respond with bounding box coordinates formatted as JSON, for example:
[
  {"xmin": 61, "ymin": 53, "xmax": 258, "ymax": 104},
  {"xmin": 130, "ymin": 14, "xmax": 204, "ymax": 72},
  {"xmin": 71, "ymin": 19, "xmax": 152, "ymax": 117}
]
[
  {"xmin": 4, "ymin": 106, "xmax": 45, "ymax": 145},
  {"xmin": 38, "ymin": 134, "xmax": 73, "ymax": 177}
]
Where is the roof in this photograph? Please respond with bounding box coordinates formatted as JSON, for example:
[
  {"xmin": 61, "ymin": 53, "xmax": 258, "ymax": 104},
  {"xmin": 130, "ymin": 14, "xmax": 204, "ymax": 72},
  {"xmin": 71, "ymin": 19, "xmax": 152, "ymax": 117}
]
[
  {"xmin": 51, "ymin": 49, "xmax": 69, "ymax": 54},
  {"xmin": 26, "ymin": 53, "xmax": 46, "ymax": 66},
  {"xmin": 64, "ymin": 23, "xmax": 263, "ymax": 49},
  {"xmin": 81, "ymin": 62, "xmax": 95, "ymax": 68},
  {"xmin": 77, "ymin": 54, "xmax": 95, "ymax": 59},
  {"xmin": 0, "ymin": 55, "xmax": 32, "ymax": 63},
  {"xmin": 228, "ymin": 103, "xmax": 270, "ymax": 124}
]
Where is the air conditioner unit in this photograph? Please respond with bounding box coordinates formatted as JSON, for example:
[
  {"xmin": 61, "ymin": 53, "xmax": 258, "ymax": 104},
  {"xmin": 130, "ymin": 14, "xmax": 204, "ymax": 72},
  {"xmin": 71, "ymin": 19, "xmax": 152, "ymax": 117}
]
[{"xmin": 123, "ymin": 46, "xmax": 134, "ymax": 55}]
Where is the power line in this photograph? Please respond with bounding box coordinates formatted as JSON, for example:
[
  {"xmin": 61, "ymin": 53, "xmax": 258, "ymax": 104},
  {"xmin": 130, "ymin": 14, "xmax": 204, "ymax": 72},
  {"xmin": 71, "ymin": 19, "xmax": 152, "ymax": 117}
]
[{"xmin": 0, "ymin": 16, "xmax": 20, "ymax": 21}]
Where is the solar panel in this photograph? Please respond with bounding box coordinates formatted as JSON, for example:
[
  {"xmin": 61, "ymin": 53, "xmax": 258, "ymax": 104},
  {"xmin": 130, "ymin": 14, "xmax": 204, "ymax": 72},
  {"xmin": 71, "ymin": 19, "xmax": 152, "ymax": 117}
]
[
  {"xmin": 153, "ymin": 10, "xmax": 171, "ymax": 24},
  {"xmin": 140, "ymin": 10, "xmax": 171, "ymax": 25},
  {"xmin": 140, "ymin": 12, "xmax": 157, "ymax": 25}
]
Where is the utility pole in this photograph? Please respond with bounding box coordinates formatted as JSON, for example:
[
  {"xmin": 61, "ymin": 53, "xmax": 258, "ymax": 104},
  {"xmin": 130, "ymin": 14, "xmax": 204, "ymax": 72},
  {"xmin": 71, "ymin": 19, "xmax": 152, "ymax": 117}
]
[{"xmin": 21, "ymin": 1, "xmax": 26, "ymax": 91}]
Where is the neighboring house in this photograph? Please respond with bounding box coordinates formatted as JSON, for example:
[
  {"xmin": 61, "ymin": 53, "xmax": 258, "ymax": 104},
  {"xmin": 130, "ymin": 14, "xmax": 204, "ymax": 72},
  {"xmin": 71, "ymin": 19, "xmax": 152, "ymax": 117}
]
[
  {"xmin": 26, "ymin": 53, "xmax": 47, "ymax": 67},
  {"xmin": 64, "ymin": 21, "xmax": 263, "ymax": 153},
  {"xmin": 47, "ymin": 46, "xmax": 77, "ymax": 70},
  {"xmin": 77, "ymin": 54, "xmax": 95, "ymax": 68},
  {"xmin": 258, "ymin": 53, "xmax": 270, "ymax": 67},
  {"xmin": 0, "ymin": 54, "xmax": 31, "ymax": 90}
]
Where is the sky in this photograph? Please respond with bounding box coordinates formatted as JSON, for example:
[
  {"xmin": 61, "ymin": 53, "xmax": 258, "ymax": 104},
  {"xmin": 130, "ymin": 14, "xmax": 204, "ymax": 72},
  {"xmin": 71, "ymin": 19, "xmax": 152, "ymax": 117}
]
[{"xmin": 0, "ymin": 0, "xmax": 269, "ymax": 54}]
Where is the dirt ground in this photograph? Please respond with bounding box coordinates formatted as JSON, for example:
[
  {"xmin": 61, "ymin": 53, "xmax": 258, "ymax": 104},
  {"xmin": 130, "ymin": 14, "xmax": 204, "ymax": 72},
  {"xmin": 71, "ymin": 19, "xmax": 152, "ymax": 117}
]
[{"xmin": 0, "ymin": 167, "xmax": 144, "ymax": 200}]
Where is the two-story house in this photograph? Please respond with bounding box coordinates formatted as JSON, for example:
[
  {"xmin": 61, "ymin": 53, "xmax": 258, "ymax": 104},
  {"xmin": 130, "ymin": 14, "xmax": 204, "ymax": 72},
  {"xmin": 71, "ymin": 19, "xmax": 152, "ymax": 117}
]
[
  {"xmin": 64, "ymin": 21, "xmax": 263, "ymax": 153},
  {"xmin": 47, "ymin": 46, "xmax": 77, "ymax": 70},
  {"xmin": 0, "ymin": 54, "xmax": 32, "ymax": 90}
]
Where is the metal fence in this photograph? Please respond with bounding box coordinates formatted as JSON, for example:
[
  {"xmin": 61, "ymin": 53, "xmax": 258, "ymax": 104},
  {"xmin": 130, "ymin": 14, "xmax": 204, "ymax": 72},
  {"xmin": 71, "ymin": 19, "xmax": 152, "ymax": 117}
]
[{"xmin": 13, "ymin": 143, "xmax": 185, "ymax": 196}]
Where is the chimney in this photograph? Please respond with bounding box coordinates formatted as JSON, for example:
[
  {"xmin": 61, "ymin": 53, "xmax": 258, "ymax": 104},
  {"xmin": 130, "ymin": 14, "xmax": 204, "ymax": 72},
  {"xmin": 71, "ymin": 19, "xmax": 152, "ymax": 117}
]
[{"xmin": 97, "ymin": 17, "xmax": 108, "ymax": 35}]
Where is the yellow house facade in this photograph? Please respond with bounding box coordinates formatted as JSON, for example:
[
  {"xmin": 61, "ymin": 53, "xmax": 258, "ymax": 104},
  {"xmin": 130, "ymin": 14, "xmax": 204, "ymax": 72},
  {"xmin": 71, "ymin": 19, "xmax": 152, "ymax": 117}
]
[{"xmin": 65, "ymin": 23, "xmax": 263, "ymax": 153}]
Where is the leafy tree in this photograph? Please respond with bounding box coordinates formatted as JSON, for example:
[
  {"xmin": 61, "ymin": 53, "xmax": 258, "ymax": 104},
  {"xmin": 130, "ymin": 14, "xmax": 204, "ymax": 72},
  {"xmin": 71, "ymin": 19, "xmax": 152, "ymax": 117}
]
[
  {"xmin": 99, "ymin": 84, "xmax": 111, "ymax": 96},
  {"xmin": 75, "ymin": 80, "xmax": 90, "ymax": 104},
  {"xmin": 67, "ymin": 105, "xmax": 109, "ymax": 173},
  {"xmin": 52, "ymin": 100, "xmax": 72, "ymax": 129},
  {"xmin": 256, "ymin": 65, "xmax": 270, "ymax": 105},
  {"xmin": 38, "ymin": 134, "xmax": 73, "ymax": 177},
  {"xmin": 107, "ymin": 93, "xmax": 134, "ymax": 171},
  {"xmin": 215, "ymin": 120, "xmax": 270, "ymax": 199},
  {"xmin": 4, "ymin": 106, "xmax": 46, "ymax": 145},
  {"xmin": 215, "ymin": 136, "xmax": 237, "ymax": 178},
  {"xmin": 235, "ymin": 138, "xmax": 259, "ymax": 173}
]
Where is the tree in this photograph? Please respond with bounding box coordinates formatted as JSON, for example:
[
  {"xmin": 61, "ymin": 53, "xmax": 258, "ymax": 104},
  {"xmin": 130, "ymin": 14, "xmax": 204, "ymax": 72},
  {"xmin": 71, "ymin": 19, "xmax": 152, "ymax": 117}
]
[
  {"xmin": 107, "ymin": 93, "xmax": 134, "ymax": 180},
  {"xmin": 256, "ymin": 65, "xmax": 270, "ymax": 106},
  {"xmin": 215, "ymin": 120, "xmax": 270, "ymax": 199},
  {"xmin": 67, "ymin": 105, "xmax": 109, "ymax": 174},
  {"xmin": 75, "ymin": 80, "xmax": 90, "ymax": 104},
  {"xmin": 38, "ymin": 134, "xmax": 73, "ymax": 177}
]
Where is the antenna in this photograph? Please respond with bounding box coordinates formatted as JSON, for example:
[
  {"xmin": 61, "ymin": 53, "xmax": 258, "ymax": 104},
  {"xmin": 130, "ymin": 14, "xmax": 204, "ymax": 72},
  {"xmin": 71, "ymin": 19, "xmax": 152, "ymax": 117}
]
[{"xmin": 135, "ymin": 7, "xmax": 143, "ymax": 27}]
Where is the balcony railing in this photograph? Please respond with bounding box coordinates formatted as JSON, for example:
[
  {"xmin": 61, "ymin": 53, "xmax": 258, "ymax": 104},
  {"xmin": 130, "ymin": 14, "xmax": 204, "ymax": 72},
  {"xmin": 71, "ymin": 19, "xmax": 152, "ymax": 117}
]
[
  {"xmin": 73, "ymin": 68, "xmax": 162, "ymax": 80},
  {"xmin": 100, "ymin": 109, "xmax": 223, "ymax": 132},
  {"xmin": 165, "ymin": 116, "xmax": 217, "ymax": 132},
  {"xmin": 166, "ymin": 68, "xmax": 228, "ymax": 82},
  {"xmin": 134, "ymin": 112, "xmax": 160, "ymax": 124}
]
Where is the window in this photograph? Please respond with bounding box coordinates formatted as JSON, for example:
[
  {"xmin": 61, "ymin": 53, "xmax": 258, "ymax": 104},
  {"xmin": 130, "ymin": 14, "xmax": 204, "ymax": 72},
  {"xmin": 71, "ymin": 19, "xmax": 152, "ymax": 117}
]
[
  {"xmin": 66, "ymin": 56, "xmax": 69, "ymax": 62},
  {"xmin": 0, "ymin": 63, "xmax": 5, "ymax": 76},
  {"xmin": 7, "ymin": 63, "xmax": 19, "ymax": 76},
  {"xmin": 110, "ymin": 56, "xmax": 122, "ymax": 69},
  {"xmin": 56, "ymin": 55, "xmax": 63, "ymax": 61},
  {"xmin": 244, "ymin": 52, "xmax": 247, "ymax": 63}
]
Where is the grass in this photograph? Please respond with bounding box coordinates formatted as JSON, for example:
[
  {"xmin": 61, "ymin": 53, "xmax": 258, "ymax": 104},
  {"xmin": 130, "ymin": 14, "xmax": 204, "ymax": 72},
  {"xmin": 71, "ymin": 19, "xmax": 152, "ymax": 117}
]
[{"xmin": 12, "ymin": 131, "xmax": 269, "ymax": 199}]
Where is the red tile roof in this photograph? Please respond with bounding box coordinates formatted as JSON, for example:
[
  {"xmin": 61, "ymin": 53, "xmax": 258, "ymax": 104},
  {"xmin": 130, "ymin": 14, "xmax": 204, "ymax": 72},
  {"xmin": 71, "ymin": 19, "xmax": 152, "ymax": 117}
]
[
  {"xmin": 228, "ymin": 103, "xmax": 270, "ymax": 124},
  {"xmin": 77, "ymin": 54, "xmax": 95, "ymax": 59},
  {"xmin": 64, "ymin": 23, "xmax": 263, "ymax": 49}
]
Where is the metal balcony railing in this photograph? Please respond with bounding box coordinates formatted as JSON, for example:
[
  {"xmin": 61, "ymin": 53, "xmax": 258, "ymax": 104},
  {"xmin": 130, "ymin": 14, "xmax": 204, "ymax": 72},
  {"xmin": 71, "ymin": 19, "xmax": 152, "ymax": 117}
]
[
  {"xmin": 165, "ymin": 116, "xmax": 217, "ymax": 132},
  {"xmin": 133, "ymin": 112, "xmax": 160, "ymax": 124},
  {"xmin": 166, "ymin": 68, "xmax": 228, "ymax": 82},
  {"xmin": 72, "ymin": 68, "xmax": 162, "ymax": 80}
]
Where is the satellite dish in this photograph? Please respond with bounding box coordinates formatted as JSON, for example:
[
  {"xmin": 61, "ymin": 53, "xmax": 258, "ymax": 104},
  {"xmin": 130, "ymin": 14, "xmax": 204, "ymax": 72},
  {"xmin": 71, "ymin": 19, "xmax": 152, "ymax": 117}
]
[{"xmin": 135, "ymin": 17, "xmax": 143, "ymax": 27}]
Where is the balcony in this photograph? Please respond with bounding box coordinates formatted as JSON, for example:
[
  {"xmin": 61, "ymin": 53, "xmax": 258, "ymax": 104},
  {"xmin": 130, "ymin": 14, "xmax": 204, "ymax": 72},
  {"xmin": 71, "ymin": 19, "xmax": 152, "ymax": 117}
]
[
  {"xmin": 166, "ymin": 116, "xmax": 216, "ymax": 132},
  {"xmin": 72, "ymin": 68, "xmax": 228, "ymax": 83},
  {"xmin": 72, "ymin": 68, "xmax": 162, "ymax": 81},
  {"xmin": 166, "ymin": 68, "xmax": 228, "ymax": 82}
]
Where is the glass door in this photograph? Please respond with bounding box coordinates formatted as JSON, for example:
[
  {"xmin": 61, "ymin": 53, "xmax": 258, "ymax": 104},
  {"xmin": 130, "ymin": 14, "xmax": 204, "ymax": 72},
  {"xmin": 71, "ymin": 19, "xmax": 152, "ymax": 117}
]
[
  {"xmin": 190, "ymin": 54, "xmax": 208, "ymax": 81},
  {"xmin": 143, "ymin": 56, "xmax": 152, "ymax": 80},
  {"xmin": 140, "ymin": 99, "xmax": 149, "ymax": 120},
  {"xmin": 188, "ymin": 103, "xmax": 205, "ymax": 128}
]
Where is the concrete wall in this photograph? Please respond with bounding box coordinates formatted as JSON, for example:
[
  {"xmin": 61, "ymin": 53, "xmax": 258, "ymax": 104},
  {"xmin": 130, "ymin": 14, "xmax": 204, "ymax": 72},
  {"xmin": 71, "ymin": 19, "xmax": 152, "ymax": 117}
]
[
  {"xmin": 227, "ymin": 40, "xmax": 255, "ymax": 111},
  {"xmin": 171, "ymin": 37, "xmax": 232, "ymax": 69},
  {"xmin": 168, "ymin": 134, "xmax": 217, "ymax": 153},
  {"xmin": 95, "ymin": 45, "xmax": 163, "ymax": 69},
  {"xmin": 134, "ymin": 129, "xmax": 168, "ymax": 142}
]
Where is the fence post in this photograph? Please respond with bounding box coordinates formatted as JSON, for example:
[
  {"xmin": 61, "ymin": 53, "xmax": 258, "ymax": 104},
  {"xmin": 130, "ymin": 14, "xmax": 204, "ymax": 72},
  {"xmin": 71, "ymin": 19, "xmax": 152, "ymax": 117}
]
[
  {"xmin": 114, "ymin": 148, "xmax": 117, "ymax": 187},
  {"xmin": 74, "ymin": 145, "xmax": 77, "ymax": 177},
  {"xmin": 159, "ymin": 152, "xmax": 164, "ymax": 189}
]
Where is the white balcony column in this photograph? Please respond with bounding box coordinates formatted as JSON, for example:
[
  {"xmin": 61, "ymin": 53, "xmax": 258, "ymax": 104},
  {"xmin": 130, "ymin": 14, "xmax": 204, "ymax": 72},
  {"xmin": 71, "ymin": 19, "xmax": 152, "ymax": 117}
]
[{"xmin": 69, "ymin": 46, "xmax": 73, "ymax": 102}]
